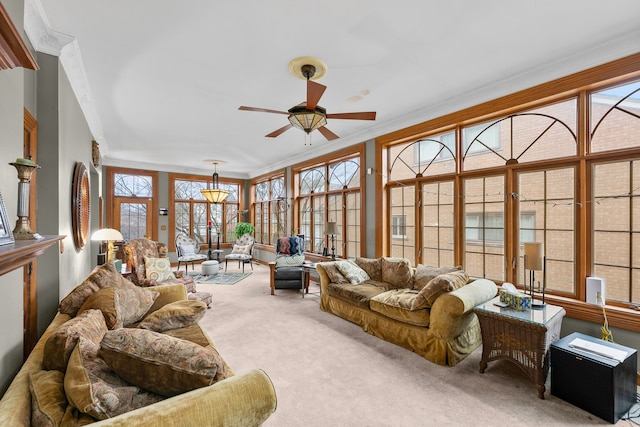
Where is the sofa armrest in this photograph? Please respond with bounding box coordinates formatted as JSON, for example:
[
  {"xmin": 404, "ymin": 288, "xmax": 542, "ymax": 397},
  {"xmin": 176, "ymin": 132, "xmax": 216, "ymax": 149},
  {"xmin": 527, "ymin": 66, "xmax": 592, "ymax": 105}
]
[
  {"xmin": 428, "ymin": 279, "xmax": 498, "ymax": 339},
  {"xmin": 315, "ymin": 262, "xmax": 335, "ymax": 295},
  {"xmin": 92, "ymin": 369, "xmax": 277, "ymax": 427}
]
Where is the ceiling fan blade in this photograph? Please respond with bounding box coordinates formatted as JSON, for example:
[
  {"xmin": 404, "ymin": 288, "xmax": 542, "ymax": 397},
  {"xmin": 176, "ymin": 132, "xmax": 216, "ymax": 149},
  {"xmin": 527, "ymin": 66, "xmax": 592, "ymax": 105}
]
[
  {"xmin": 326, "ymin": 112, "xmax": 377, "ymax": 120},
  {"xmin": 265, "ymin": 123, "xmax": 293, "ymax": 138},
  {"xmin": 306, "ymin": 80, "xmax": 326, "ymax": 110},
  {"xmin": 239, "ymin": 106, "xmax": 289, "ymax": 115},
  {"xmin": 318, "ymin": 126, "xmax": 339, "ymax": 141}
]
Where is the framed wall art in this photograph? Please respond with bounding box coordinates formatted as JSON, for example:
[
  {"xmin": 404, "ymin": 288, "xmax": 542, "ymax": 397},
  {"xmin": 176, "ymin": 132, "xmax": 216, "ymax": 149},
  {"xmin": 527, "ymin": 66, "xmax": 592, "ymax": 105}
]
[{"xmin": 0, "ymin": 191, "xmax": 15, "ymax": 246}]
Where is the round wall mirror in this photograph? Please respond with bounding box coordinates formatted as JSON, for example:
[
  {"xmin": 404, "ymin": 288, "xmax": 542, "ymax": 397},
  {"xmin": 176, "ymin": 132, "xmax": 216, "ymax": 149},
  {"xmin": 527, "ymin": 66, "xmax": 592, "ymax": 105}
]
[{"xmin": 72, "ymin": 162, "xmax": 90, "ymax": 250}]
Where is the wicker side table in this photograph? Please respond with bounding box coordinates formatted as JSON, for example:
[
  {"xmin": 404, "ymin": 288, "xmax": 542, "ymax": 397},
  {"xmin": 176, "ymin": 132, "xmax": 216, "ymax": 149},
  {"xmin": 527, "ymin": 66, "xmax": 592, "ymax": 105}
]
[{"xmin": 473, "ymin": 297, "xmax": 565, "ymax": 399}]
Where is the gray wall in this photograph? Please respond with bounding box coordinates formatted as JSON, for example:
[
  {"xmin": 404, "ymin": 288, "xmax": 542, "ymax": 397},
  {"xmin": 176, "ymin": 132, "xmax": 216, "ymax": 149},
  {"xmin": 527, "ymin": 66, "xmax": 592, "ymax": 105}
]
[{"xmin": 0, "ymin": 0, "xmax": 99, "ymax": 394}]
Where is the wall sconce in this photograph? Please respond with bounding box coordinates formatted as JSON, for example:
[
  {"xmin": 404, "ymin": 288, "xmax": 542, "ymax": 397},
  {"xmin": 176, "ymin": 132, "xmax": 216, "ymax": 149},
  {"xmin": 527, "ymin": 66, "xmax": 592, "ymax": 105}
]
[{"xmin": 159, "ymin": 208, "xmax": 168, "ymax": 216}]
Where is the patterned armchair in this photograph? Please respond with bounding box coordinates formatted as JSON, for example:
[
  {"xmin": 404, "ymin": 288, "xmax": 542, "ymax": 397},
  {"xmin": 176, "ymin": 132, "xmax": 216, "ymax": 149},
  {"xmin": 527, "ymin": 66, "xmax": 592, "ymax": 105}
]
[
  {"xmin": 123, "ymin": 238, "xmax": 212, "ymax": 307},
  {"xmin": 175, "ymin": 234, "xmax": 208, "ymax": 273},
  {"xmin": 269, "ymin": 235, "xmax": 306, "ymax": 295},
  {"xmin": 224, "ymin": 233, "xmax": 255, "ymax": 273}
]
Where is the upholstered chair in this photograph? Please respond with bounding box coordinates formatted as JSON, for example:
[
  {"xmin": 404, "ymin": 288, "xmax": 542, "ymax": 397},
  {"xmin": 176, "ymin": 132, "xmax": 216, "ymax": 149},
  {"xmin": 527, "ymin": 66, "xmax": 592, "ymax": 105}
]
[
  {"xmin": 224, "ymin": 233, "xmax": 255, "ymax": 273},
  {"xmin": 124, "ymin": 238, "xmax": 212, "ymax": 307},
  {"xmin": 269, "ymin": 235, "xmax": 306, "ymax": 295},
  {"xmin": 175, "ymin": 234, "xmax": 208, "ymax": 273}
]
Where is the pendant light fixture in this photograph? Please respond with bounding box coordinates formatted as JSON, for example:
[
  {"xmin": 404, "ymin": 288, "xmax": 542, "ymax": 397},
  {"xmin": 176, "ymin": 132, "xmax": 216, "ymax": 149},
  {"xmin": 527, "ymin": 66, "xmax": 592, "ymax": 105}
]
[{"xmin": 201, "ymin": 160, "xmax": 230, "ymax": 203}]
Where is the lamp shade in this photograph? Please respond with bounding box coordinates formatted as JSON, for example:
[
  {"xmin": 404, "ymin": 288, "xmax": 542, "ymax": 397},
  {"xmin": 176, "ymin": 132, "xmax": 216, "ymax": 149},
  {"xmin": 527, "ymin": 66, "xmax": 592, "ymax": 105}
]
[
  {"xmin": 288, "ymin": 104, "xmax": 327, "ymax": 134},
  {"xmin": 524, "ymin": 242, "xmax": 543, "ymax": 271},
  {"xmin": 201, "ymin": 188, "xmax": 230, "ymax": 203},
  {"xmin": 325, "ymin": 221, "xmax": 339, "ymax": 236},
  {"xmin": 200, "ymin": 165, "xmax": 230, "ymax": 203},
  {"xmin": 91, "ymin": 228, "xmax": 123, "ymax": 241}
]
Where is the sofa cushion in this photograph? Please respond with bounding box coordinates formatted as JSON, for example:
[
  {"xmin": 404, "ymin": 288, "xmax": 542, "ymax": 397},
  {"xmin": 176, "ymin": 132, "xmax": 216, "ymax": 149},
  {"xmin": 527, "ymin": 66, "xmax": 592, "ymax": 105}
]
[
  {"xmin": 381, "ymin": 257, "xmax": 414, "ymax": 289},
  {"xmin": 322, "ymin": 263, "xmax": 349, "ymax": 284},
  {"xmin": 43, "ymin": 308, "xmax": 108, "ymax": 372},
  {"xmin": 144, "ymin": 256, "xmax": 176, "ymax": 282},
  {"xmin": 59, "ymin": 262, "xmax": 154, "ymax": 317},
  {"xmin": 413, "ymin": 264, "xmax": 463, "ymax": 290},
  {"xmin": 178, "ymin": 244, "xmax": 195, "ymax": 256},
  {"xmin": 370, "ymin": 289, "xmax": 430, "ymax": 327},
  {"xmin": 275, "ymin": 253, "xmax": 305, "ymax": 268},
  {"xmin": 145, "ymin": 283, "xmax": 189, "ymax": 315},
  {"xmin": 65, "ymin": 337, "xmax": 165, "ymax": 420},
  {"xmin": 29, "ymin": 370, "xmax": 67, "ymax": 426},
  {"xmin": 411, "ymin": 270, "xmax": 470, "ymax": 310},
  {"xmin": 100, "ymin": 328, "xmax": 228, "ymax": 397},
  {"xmin": 138, "ymin": 300, "xmax": 207, "ymax": 332},
  {"xmin": 327, "ymin": 282, "xmax": 387, "ymax": 309},
  {"xmin": 335, "ymin": 260, "xmax": 370, "ymax": 284},
  {"xmin": 354, "ymin": 257, "xmax": 382, "ymax": 282},
  {"xmin": 77, "ymin": 286, "xmax": 158, "ymax": 329}
]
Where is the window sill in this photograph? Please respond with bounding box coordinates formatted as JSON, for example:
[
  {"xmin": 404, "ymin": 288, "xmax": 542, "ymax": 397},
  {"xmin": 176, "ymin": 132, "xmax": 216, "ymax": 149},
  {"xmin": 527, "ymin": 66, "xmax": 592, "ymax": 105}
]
[{"xmin": 544, "ymin": 294, "xmax": 640, "ymax": 333}]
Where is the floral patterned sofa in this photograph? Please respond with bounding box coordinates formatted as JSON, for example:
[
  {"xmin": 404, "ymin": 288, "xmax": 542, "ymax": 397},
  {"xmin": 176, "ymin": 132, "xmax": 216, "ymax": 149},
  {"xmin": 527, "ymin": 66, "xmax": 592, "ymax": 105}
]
[
  {"xmin": 316, "ymin": 257, "xmax": 497, "ymax": 366},
  {"xmin": 124, "ymin": 238, "xmax": 212, "ymax": 307},
  {"xmin": 0, "ymin": 263, "xmax": 277, "ymax": 426}
]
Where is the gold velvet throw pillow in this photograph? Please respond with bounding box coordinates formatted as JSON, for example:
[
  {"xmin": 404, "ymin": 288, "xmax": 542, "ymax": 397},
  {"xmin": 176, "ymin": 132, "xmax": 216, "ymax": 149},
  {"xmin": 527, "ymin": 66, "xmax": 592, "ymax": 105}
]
[
  {"xmin": 411, "ymin": 270, "xmax": 469, "ymax": 310},
  {"xmin": 381, "ymin": 257, "xmax": 413, "ymax": 289},
  {"xmin": 413, "ymin": 265, "xmax": 463, "ymax": 291}
]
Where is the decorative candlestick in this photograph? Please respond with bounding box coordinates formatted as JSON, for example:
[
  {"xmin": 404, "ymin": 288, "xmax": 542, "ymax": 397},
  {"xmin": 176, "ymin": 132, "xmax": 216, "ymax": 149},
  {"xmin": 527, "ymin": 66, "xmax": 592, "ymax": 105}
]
[{"xmin": 10, "ymin": 159, "xmax": 42, "ymax": 240}]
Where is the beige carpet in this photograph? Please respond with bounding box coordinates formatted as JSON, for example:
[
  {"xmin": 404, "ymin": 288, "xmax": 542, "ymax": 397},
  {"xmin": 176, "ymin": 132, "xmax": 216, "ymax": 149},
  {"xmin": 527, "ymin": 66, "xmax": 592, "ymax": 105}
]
[{"xmin": 196, "ymin": 263, "xmax": 637, "ymax": 426}]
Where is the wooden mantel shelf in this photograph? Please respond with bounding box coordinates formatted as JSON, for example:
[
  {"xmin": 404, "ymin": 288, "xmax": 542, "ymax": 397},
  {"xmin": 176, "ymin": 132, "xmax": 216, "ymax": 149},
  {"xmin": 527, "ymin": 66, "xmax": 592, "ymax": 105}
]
[{"xmin": 0, "ymin": 235, "xmax": 64, "ymax": 276}]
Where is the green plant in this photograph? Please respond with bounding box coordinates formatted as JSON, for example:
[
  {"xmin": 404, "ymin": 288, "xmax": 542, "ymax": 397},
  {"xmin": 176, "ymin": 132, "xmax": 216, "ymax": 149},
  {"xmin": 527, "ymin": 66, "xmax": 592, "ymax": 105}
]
[{"xmin": 234, "ymin": 222, "xmax": 255, "ymax": 238}]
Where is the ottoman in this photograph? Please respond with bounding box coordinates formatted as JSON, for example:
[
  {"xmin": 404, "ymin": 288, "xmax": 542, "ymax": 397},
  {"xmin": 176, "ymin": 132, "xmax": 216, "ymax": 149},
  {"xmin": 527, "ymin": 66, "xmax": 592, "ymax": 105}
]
[{"xmin": 202, "ymin": 260, "xmax": 219, "ymax": 275}]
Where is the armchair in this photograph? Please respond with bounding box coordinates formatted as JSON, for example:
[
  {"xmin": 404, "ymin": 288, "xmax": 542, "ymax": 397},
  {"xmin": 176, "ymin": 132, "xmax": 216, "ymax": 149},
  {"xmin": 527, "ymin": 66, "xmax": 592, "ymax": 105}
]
[
  {"xmin": 175, "ymin": 233, "xmax": 208, "ymax": 273},
  {"xmin": 224, "ymin": 233, "xmax": 255, "ymax": 273},
  {"xmin": 124, "ymin": 238, "xmax": 212, "ymax": 307},
  {"xmin": 269, "ymin": 235, "xmax": 306, "ymax": 295}
]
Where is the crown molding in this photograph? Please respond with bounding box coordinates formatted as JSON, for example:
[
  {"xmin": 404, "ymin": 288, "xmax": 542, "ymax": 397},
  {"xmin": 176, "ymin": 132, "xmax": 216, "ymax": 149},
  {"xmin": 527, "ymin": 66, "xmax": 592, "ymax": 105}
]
[{"xmin": 24, "ymin": 0, "xmax": 106, "ymax": 150}]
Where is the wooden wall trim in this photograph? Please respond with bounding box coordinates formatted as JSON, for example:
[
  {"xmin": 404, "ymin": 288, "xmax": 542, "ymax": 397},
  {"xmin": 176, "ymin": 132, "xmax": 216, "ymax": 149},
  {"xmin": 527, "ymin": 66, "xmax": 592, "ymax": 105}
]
[{"xmin": 0, "ymin": 2, "xmax": 37, "ymax": 70}]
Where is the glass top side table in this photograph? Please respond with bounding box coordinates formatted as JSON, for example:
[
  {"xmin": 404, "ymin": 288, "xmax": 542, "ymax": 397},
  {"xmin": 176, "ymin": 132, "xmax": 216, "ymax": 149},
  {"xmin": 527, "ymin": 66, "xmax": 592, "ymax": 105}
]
[{"xmin": 473, "ymin": 296, "xmax": 566, "ymax": 399}]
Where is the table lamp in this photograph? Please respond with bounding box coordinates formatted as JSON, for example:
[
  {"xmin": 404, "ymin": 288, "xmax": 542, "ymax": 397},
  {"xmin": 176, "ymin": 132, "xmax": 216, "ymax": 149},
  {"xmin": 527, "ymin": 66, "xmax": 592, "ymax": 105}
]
[
  {"xmin": 325, "ymin": 221, "xmax": 339, "ymax": 260},
  {"xmin": 524, "ymin": 242, "xmax": 545, "ymax": 308},
  {"xmin": 91, "ymin": 228, "xmax": 124, "ymax": 266}
]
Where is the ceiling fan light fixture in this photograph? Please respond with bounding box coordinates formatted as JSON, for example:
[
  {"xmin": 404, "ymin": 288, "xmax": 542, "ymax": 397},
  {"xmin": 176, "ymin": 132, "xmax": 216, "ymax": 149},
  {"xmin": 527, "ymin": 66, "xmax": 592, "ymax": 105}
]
[
  {"xmin": 288, "ymin": 103, "xmax": 327, "ymax": 134},
  {"xmin": 201, "ymin": 160, "xmax": 230, "ymax": 203}
]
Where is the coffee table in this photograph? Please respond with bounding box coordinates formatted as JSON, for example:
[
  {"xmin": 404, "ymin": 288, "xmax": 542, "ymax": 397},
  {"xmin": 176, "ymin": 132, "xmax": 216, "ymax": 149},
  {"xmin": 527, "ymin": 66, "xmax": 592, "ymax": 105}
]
[{"xmin": 473, "ymin": 297, "xmax": 565, "ymax": 399}]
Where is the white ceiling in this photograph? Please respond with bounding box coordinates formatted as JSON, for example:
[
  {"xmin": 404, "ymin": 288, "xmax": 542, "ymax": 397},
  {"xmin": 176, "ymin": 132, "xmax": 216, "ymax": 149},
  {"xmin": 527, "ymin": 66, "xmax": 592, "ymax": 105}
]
[{"xmin": 26, "ymin": 0, "xmax": 640, "ymax": 179}]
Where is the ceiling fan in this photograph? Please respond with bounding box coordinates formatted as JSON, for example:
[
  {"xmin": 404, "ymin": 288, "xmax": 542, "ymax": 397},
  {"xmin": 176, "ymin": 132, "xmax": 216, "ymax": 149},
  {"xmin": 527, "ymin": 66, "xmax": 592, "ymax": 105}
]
[{"xmin": 239, "ymin": 63, "xmax": 376, "ymax": 141}]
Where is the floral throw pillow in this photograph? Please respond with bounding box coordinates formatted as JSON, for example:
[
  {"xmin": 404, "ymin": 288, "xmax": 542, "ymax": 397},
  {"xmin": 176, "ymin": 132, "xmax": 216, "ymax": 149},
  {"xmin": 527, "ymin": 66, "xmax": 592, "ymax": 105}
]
[
  {"xmin": 335, "ymin": 260, "xmax": 370, "ymax": 285},
  {"xmin": 100, "ymin": 328, "xmax": 227, "ymax": 397},
  {"xmin": 144, "ymin": 257, "xmax": 176, "ymax": 282}
]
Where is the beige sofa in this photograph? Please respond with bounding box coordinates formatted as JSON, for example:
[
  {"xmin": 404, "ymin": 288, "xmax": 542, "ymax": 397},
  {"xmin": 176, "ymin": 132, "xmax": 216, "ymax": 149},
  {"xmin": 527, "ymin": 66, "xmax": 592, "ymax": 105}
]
[
  {"xmin": 317, "ymin": 257, "xmax": 497, "ymax": 366},
  {"xmin": 0, "ymin": 269, "xmax": 277, "ymax": 426}
]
